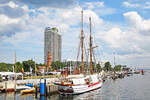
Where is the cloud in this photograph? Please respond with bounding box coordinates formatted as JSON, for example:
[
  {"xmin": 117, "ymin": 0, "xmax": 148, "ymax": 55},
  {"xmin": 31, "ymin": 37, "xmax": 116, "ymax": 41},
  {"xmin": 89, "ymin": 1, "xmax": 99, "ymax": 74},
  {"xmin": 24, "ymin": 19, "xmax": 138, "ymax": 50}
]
[
  {"xmin": 99, "ymin": 27, "xmax": 123, "ymax": 48},
  {"xmin": 0, "ymin": 0, "xmax": 103, "ymax": 39},
  {"xmin": 144, "ymin": 2, "xmax": 150, "ymax": 9},
  {"xmin": 117, "ymin": 52, "xmax": 150, "ymax": 68},
  {"xmin": 124, "ymin": 11, "xmax": 150, "ymax": 35},
  {"xmin": 0, "ymin": 14, "xmax": 25, "ymax": 36},
  {"xmin": 0, "ymin": 1, "xmax": 27, "ymax": 37},
  {"xmin": 0, "ymin": 6, "xmax": 25, "ymax": 18},
  {"xmin": 82, "ymin": 1, "xmax": 104, "ymax": 9},
  {"xmin": 122, "ymin": 1, "xmax": 141, "ymax": 8},
  {"xmin": 0, "ymin": 0, "xmax": 79, "ymax": 39},
  {"xmin": 122, "ymin": 1, "xmax": 150, "ymax": 9},
  {"xmin": 7, "ymin": 1, "xmax": 18, "ymax": 8},
  {"xmin": 0, "ymin": 1, "xmax": 25, "ymax": 18},
  {"xmin": 96, "ymin": 11, "xmax": 150, "ymax": 59},
  {"xmin": 81, "ymin": 1, "xmax": 116, "ymax": 16}
]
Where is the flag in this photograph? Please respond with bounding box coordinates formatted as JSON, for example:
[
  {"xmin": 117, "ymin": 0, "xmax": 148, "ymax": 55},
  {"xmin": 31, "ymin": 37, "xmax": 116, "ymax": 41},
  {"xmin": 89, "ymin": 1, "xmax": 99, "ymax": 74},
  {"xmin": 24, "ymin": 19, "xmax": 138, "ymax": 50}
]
[
  {"xmin": 65, "ymin": 68, "xmax": 68, "ymax": 77},
  {"xmin": 21, "ymin": 67, "xmax": 24, "ymax": 73}
]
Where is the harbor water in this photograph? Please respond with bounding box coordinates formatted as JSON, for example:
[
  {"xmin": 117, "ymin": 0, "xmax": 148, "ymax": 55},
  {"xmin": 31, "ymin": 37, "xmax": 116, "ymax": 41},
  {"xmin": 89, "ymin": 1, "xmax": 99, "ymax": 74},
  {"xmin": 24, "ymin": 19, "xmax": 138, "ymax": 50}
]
[{"xmin": 0, "ymin": 71, "xmax": 150, "ymax": 100}]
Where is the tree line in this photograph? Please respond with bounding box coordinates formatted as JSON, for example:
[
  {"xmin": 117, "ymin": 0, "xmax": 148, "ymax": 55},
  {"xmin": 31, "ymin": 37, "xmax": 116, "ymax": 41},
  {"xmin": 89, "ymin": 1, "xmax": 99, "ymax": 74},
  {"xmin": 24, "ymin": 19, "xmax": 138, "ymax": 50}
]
[{"xmin": 0, "ymin": 60, "xmax": 123, "ymax": 72}]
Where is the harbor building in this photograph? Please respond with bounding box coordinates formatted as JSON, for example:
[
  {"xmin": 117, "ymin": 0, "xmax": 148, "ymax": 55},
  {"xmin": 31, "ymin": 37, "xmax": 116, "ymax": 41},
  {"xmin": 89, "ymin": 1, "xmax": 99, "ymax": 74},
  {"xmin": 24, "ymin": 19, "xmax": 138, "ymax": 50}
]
[{"xmin": 44, "ymin": 27, "xmax": 61, "ymax": 64}]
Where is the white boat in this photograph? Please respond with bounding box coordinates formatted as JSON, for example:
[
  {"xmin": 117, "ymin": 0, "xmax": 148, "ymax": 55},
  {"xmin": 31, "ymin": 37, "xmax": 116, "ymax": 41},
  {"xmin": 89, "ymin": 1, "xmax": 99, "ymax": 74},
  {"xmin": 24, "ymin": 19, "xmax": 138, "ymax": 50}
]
[{"xmin": 55, "ymin": 74, "xmax": 102, "ymax": 95}]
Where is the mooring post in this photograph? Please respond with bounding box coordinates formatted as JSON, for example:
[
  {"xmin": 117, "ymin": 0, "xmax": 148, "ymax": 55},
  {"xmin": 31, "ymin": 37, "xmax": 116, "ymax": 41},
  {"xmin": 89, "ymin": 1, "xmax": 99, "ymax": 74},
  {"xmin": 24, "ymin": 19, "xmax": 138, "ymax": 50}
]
[
  {"xmin": 49, "ymin": 85, "xmax": 50, "ymax": 94},
  {"xmin": 14, "ymin": 80, "xmax": 16, "ymax": 93},
  {"xmin": 40, "ymin": 78, "xmax": 45, "ymax": 96},
  {"xmin": 5, "ymin": 81, "xmax": 7, "ymax": 93},
  {"xmin": 45, "ymin": 85, "xmax": 48, "ymax": 96},
  {"xmin": 47, "ymin": 85, "xmax": 50, "ymax": 95},
  {"xmin": 35, "ymin": 85, "xmax": 38, "ymax": 98},
  {"xmin": 45, "ymin": 79, "xmax": 48, "ymax": 96}
]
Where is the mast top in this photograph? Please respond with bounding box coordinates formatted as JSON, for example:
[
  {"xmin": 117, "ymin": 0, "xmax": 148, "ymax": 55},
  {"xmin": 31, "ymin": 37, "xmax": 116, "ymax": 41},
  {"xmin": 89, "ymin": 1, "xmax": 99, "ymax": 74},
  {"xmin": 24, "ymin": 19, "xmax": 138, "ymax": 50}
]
[
  {"xmin": 89, "ymin": 17, "xmax": 92, "ymax": 36},
  {"xmin": 81, "ymin": 10, "xmax": 84, "ymax": 35}
]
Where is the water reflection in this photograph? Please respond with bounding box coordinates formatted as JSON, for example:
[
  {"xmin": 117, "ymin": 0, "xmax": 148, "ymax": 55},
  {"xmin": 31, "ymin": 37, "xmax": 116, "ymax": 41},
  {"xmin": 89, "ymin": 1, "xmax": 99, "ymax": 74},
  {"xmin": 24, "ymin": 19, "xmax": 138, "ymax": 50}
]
[
  {"xmin": 58, "ymin": 95, "xmax": 73, "ymax": 100},
  {"xmin": 1, "ymin": 93, "xmax": 17, "ymax": 100},
  {"xmin": 40, "ymin": 96, "xmax": 46, "ymax": 100}
]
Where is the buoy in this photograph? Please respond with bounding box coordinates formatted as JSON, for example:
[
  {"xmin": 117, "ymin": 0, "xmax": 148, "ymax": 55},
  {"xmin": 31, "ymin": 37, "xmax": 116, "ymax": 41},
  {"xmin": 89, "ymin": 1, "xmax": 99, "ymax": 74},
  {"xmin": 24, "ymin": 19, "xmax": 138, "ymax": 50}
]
[{"xmin": 40, "ymin": 78, "xmax": 45, "ymax": 96}]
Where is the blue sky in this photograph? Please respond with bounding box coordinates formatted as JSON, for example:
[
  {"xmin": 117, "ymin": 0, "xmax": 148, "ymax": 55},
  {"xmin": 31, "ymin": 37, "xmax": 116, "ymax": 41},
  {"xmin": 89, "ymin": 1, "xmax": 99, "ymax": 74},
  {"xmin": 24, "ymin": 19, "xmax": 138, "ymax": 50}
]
[{"xmin": 0, "ymin": 0, "xmax": 150, "ymax": 68}]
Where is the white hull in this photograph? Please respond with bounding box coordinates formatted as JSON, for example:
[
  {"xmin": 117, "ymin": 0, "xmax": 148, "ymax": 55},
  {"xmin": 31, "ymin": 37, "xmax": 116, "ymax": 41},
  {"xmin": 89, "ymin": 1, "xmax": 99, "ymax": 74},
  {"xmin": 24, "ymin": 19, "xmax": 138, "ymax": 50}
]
[{"xmin": 58, "ymin": 81, "xmax": 102, "ymax": 95}]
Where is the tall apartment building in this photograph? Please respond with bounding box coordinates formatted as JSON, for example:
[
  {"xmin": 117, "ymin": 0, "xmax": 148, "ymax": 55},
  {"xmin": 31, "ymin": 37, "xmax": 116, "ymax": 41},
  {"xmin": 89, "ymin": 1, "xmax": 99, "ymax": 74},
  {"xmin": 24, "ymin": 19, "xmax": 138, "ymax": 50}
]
[{"xmin": 44, "ymin": 27, "xmax": 61, "ymax": 64}]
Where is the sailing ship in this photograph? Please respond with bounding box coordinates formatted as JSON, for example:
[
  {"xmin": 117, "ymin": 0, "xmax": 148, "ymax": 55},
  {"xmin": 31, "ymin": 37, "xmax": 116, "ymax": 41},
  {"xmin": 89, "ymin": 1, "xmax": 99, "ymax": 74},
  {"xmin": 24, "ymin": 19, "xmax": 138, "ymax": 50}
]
[{"xmin": 55, "ymin": 11, "xmax": 103, "ymax": 95}]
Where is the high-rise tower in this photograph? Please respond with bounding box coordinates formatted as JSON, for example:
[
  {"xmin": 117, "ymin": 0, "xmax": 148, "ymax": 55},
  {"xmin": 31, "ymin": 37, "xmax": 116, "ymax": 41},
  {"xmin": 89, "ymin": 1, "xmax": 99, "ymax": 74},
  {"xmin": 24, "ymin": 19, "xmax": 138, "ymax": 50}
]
[{"xmin": 44, "ymin": 27, "xmax": 61, "ymax": 64}]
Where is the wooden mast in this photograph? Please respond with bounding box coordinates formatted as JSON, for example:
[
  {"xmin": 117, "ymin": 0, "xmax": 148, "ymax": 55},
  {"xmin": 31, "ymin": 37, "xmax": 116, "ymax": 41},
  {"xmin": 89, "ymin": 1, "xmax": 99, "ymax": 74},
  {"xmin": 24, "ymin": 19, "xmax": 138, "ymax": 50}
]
[
  {"xmin": 81, "ymin": 10, "xmax": 84, "ymax": 74},
  {"xmin": 89, "ymin": 17, "xmax": 93, "ymax": 75}
]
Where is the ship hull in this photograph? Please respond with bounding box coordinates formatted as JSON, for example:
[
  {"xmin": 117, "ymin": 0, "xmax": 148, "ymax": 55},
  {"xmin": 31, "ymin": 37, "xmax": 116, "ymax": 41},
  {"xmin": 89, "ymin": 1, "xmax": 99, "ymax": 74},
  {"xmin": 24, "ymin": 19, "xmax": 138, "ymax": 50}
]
[
  {"xmin": 58, "ymin": 81, "xmax": 102, "ymax": 95},
  {"xmin": 0, "ymin": 88, "xmax": 14, "ymax": 93}
]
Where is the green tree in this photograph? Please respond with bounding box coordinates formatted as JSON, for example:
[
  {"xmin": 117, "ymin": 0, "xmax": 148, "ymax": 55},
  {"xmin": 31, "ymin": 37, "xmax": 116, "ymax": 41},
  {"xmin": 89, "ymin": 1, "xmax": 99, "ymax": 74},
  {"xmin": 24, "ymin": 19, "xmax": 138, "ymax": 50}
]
[
  {"xmin": 22, "ymin": 60, "xmax": 35, "ymax": 72},
  {"xmin": 0, "ymin": 63, "xmax": 13, "ymax": 72},
  {"xmin": 15, "ymin": 62, "xmax": 22, "ymax": 72},
  {"xmin": 37, "ymin": 63, "xmax": 46, "ymax": 66},
  {"xmin": 114, "ymin": 65, "xmax": 122, "ymax": 71},
  {"xmin": 96, "ymin": 64, "xmax": 102, "ymax": 72},
  {"xmin": 103, "ymin": 62, "xmax": 112, "ymax": 71},
  {"xmin": 51, "ymin": 61, "xmax": 64, "ymax": 70}
]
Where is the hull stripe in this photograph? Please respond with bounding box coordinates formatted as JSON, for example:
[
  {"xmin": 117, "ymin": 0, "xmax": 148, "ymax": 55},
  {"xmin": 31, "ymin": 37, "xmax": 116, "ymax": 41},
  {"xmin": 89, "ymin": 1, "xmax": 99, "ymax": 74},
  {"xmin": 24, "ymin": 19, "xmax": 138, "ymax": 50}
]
[{"xmin": 88, "ymin": 81, "xmax": 102, "ymax": 87}]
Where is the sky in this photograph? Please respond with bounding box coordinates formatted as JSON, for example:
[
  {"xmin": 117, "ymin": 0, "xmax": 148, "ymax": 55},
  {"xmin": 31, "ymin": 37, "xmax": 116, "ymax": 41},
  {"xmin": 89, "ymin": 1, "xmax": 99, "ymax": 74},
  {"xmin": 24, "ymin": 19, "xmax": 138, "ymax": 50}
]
[{"xmin": 0, "ymin": 0, "xmax": 150, "ymax": 68}]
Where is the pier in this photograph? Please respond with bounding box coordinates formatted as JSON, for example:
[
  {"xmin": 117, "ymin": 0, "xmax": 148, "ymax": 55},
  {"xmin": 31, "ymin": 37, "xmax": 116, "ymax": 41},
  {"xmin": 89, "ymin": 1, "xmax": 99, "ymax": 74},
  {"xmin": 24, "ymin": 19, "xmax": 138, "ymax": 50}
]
[{"xmin": 0, "ymin": 77, "xmax": 59, "ymax": 94}]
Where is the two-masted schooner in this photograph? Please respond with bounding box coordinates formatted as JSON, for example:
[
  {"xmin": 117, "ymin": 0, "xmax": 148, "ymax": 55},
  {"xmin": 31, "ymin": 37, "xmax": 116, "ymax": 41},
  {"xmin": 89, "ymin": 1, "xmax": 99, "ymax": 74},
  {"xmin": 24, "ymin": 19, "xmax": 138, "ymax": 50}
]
[{"xmin": 55, "ymin": 11, "xmax": 103, "ymax": 95}]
